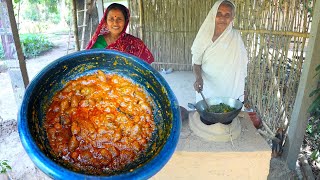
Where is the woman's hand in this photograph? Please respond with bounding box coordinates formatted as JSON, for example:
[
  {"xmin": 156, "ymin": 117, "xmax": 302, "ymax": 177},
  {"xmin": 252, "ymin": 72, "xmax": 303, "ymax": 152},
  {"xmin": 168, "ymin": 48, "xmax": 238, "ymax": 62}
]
[
  {"xmin": 194, "ymin": 77, "xmax": 203, "ymax": 93},
  {"xmin": 193, "ymin": 64, "xmax": 203, "ymax": 92}
]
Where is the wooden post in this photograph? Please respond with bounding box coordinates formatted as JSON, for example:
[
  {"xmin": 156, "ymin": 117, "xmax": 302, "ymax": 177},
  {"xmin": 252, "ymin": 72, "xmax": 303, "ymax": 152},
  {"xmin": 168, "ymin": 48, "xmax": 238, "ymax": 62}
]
[
  {"xmin": 282, "ymin": 0, "xmax": 320, "ymax": 170},
  {"xmin": 96, "ymin": 0, "xmax": 104, "ymax": 22},
  {"xmin": 72, "ymin": 0, "xmax": 80, "ymax": 51},
  {"xmin": 138, "ymin": 0, "xmax": 144, "ymax": 40},
  {"xmin": 5, "ymin": 0, "xmax": 29, "ymax": 87},
  {"xmin": 80, "ymin": 0, "xmax": 87, "ymax": 50}
]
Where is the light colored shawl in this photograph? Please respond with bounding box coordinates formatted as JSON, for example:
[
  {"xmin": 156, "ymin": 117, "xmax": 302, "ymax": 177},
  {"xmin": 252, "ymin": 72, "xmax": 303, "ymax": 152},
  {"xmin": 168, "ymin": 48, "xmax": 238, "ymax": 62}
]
[{"xmin": 191, "ymin": 0, "xmax": 248, "ymax": 102}]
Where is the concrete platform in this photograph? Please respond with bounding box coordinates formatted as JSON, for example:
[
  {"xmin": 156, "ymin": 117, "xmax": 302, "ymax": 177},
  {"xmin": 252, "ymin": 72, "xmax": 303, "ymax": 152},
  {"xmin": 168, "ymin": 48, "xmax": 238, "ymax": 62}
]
[{"xmin": 152, "ymin": 111, "xmax": 271, "ymax": 179}]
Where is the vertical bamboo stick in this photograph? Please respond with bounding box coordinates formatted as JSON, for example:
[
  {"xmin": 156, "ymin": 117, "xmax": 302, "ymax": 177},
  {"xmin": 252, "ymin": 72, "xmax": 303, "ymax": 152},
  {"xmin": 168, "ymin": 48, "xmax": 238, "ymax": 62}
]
[
  {"xmin": 72, "ymin": 0, "xmax": 80, "ymax": 51},
  {"xmin": 138, "ymin": 0, "xmax": 144, "ymax": 40}
]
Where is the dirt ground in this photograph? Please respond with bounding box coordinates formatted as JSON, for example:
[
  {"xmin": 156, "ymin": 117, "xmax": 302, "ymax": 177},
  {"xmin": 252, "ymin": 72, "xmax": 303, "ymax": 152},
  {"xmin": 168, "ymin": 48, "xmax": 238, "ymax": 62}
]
[
  {"xmin": 0, "ymin": 34, "xmax": 301, "ymax": 179},
  {"xmin": 0, "ymin": 34, "xmax": 75, "ymax": 180}
]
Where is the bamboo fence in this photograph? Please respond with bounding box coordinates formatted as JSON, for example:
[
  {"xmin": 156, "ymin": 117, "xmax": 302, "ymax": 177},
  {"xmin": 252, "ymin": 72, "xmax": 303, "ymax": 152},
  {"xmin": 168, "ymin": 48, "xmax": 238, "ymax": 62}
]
[
  {"xmin": 237, "ymin": 0, "xmax": 314, "ymax": 135},
  {"xmin": 129, "ymin": 0, "xmax": 216, "ymax": 71},
  {"xmin": 128, "ymin": 0, "xmax": 315, "ymax": 137}
]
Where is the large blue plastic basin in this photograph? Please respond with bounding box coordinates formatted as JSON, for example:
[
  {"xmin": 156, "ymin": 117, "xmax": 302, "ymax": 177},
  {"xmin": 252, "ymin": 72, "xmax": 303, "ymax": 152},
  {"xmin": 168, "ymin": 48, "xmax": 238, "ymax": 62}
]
[{"xmin": 18, "ymin": 49, "xmax": 181, "ymax": 179}]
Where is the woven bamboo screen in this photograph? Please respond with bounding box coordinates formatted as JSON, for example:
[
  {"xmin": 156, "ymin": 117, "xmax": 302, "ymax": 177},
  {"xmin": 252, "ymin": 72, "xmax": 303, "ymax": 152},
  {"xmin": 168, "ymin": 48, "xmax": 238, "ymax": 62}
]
[
  {"xmin": 128, "ymin": 0, "xmax": 315, "ymax": 135},
  {"xmin": 128, "ymin": 0, "xmax": 217, "ymax": 71},
  {"xmin": 237, "ymin": 0, "xmax": 314, "ymax": 135}
]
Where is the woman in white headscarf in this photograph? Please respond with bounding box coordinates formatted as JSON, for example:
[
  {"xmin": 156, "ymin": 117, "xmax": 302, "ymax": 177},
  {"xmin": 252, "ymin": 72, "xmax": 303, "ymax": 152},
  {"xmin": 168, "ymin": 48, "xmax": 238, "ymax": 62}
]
[{"xmin": 191, "ymin": 0, "xmax": 248, "ymax": 102}]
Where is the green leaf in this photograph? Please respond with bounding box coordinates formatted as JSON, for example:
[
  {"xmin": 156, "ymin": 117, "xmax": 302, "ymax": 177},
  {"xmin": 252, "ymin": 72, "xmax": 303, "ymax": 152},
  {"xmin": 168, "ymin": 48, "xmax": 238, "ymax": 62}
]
[
  {"xmin": 312, "ymin": 64, "xmax": 320, "ymax": 78},
  {"xmin": 313, "ymin": 72, "xmax": 320, "ymax": 78},
  {"xmin": 308, "ymin": 95, "xmax": 320, "ymax": 113},
  {"xmin": 310, "ymin": 150, "xmax": 319, "ymax": 161},
  {"xmin": 0, "ymin": 160, "xmax": 11, "ymax": 173},
  {"xmin": 306, "ymin": 124, "xmax": 313, "ymax": 134},
  {"xmin": 309, "ymin": 89, "xmax": 320, "ymax": 97}
]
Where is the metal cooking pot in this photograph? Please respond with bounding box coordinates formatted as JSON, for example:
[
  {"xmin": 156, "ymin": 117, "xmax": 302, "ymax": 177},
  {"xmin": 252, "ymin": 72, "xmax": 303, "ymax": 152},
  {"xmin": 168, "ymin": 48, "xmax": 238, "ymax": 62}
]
[{"xmin": 188, "ymin": 97, "xmax": 243, "ymax": 125}]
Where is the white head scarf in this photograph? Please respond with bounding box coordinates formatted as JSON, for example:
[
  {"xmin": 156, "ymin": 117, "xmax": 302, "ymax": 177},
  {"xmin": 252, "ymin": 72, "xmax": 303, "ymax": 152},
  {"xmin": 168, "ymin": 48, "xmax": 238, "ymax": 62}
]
[
  {"xmin": 191, "ymin": 0, "xmax": 248, "ymax": 102},
  {"xmin": 191, "ymin": 0, "xmax": 236, "ymax": 64}
]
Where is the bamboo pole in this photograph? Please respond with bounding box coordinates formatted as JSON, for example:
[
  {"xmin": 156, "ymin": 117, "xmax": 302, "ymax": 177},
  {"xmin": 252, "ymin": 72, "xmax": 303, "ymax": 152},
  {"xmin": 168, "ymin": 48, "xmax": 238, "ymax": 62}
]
[
  {"xmin": 257, "ymin": 129, "xmax": 280, "ymax": 143},
  {"xmin": 80, "ymin": 0, "xmax": 87, "ymax": 50},
  {"xmin": 72, "ymin": 0, "xmax": 80, "ymax": 51},
  {"xmin": 240, "ymin": 29, "xmax": 309, "ymax": 38},
  {"xmin": 138, "ymin": 0, "xmax": 144, "ymax": 40},
  {"xmin": 5, "ymin": 0, "xmax": 29, "ymax": 87}
]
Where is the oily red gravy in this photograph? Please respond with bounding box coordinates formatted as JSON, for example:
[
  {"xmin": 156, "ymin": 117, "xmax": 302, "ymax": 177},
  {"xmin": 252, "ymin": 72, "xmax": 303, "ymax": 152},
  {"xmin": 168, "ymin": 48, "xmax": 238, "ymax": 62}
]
[{"xmin": 44, "ymin": 70, "xmax": 155, "ymax": 174}]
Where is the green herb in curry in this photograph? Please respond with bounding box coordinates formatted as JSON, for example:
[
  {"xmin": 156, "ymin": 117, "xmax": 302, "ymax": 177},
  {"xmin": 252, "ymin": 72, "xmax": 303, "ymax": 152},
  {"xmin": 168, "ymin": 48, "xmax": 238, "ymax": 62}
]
[{"xmin": 206, "ymin": 103, "xmax": 236, "ymax": 113}]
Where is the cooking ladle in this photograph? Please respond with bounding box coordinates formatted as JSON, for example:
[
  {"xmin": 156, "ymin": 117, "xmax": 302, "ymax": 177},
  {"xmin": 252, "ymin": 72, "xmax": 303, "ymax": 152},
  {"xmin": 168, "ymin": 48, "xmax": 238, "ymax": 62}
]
[{"xmin": 199, "ymin": 91, "xmax": 210, "ymax": 109}]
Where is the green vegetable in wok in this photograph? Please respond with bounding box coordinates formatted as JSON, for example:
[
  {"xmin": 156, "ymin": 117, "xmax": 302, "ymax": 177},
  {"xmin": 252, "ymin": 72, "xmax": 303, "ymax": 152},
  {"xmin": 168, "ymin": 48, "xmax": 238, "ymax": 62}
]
[{"xmin": 206, "ymin": 103, "xmax": 236, "ymax": 113}]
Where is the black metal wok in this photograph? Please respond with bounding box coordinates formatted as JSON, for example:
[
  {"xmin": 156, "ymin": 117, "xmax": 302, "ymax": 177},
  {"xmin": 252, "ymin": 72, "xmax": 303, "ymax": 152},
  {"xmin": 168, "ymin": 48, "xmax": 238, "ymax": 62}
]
[{"xmin": 188, "ymin": 97, "xmax": 243, "ymax": 125}]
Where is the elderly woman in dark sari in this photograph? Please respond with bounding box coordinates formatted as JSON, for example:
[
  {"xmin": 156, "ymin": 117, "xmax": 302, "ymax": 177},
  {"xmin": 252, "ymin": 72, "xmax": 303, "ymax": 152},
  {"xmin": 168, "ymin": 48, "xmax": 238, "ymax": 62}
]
[{"xmin": 86, "ymin": 3, "xmax": 154, "ymax": 64}]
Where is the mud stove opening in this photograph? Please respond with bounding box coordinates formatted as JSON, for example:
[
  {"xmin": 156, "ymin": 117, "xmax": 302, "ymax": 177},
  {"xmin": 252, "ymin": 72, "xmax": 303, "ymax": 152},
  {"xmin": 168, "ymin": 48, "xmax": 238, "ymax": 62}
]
[{"xmin": 189, "ymin": 111, "xmax": 241, "ymax": 142}]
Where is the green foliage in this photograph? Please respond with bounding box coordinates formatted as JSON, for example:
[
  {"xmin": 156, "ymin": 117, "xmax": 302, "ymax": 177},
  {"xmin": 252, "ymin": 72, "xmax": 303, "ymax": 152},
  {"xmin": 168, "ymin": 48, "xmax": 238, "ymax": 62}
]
[
  {"xmin": 305, "ymin": 118, "xmax": 320, "ymax": 162},
  {"xmin": 29, "ymin": 0, "xmax": 59, "ymax": 14},
  {"xmin": 0, "ymin": 160, "xmax": 12, "ymax": 174},
  {"xmin": 0, "ymin": 44, "xmax": 4, "ymax": 59},
  {"xmin": 24, "ymin": 7, "xmax": 40, "ymax": 21},
  {"xmin": 46, "ymin": 0, "xmax": 59, "ymax": 13},
  {"xmin": 308, "ymin": 64, "xmax": 320, "ymax": 119},
  {"xmin": 305, "ymin": 64, "xmax": 320, "ymax": 164},
  {"xmin": 310, "ymin": 150, "xmax": 320, "ymax": 162},
  {"xmin": 14, "ymin": 0, "xmax": 71, "ymax": 34},
  {"xmin": 306, "ymin": 123, "xmax": 313, "ymax": 134},
  {"xmin": 22, "ymin": 0, "xmax": 59, "ymax": 22},
  {"xmin": 48, "ymin": 13, "xmax": 61, "ymax": 24},
  {"xmin": 20, "ymin": 34, "xmax": 53, "ymax": 58}
]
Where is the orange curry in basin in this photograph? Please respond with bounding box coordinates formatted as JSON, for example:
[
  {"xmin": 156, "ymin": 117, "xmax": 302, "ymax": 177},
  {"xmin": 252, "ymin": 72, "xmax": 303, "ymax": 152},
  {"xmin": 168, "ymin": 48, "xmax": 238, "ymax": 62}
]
[{"xmin": 44, "ymin": 70, "xmax": 155, "ymax": 174}]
